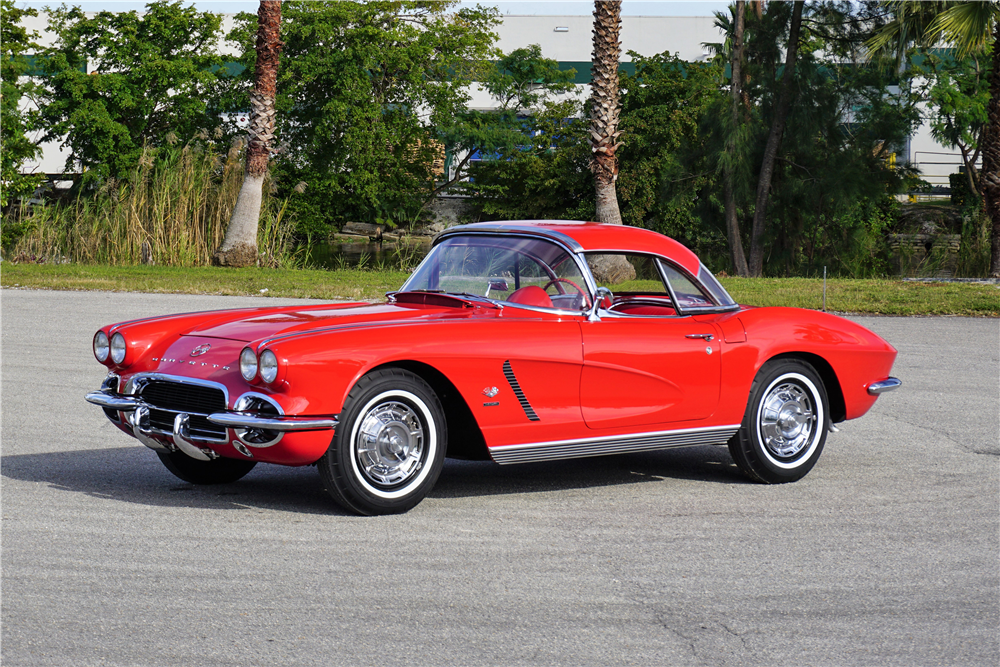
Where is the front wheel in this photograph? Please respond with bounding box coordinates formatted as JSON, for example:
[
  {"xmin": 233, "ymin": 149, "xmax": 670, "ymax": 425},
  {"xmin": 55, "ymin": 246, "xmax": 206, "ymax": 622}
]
[
  {"xmin": 318, "ymin": 369, "xmax": 447, "ymax": 515},
  {"xmin": 157, "ymin": 451, "xmax": 256, "ymax": 485},
  {"xmin": 728, "ymin": 359, "xmax": 830, "ymax": 484}
]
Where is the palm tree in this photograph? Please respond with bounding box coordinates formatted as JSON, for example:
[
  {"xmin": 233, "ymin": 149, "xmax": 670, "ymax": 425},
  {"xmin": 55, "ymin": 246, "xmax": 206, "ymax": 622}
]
[
  {"xmin": 587, "ymin": 0, "xmax": 635, "ymax": 283},
  {"xmin": 868, "ymin": 1, "xmax": 999, "ymax": 277},
  {"xmin": 213, "ymin": 0, "xmax": 283, "ymax": 268},
  {"xmin": 590, "ymin": 0, "xmax": 624, "ymax": 225}
]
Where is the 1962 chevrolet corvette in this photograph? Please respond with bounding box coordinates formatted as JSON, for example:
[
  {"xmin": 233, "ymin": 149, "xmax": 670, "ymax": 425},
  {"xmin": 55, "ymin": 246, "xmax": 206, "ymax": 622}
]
[{"xmin": 87, "ymin": 221, "xmax": 900, "ymax": 514}]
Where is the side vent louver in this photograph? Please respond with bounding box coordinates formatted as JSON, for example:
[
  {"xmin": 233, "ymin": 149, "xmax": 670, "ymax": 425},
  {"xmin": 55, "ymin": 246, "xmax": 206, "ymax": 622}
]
[{"xmin": 503, "ymin": 360, "xmax": 540, "ymax": 422}]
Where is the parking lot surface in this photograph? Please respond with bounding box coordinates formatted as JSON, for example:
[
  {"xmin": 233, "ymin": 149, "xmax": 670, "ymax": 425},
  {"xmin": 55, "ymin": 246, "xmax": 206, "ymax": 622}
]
[{"xmin": 2, "ymin": 288, "xmax": 997, "ymax": 666}]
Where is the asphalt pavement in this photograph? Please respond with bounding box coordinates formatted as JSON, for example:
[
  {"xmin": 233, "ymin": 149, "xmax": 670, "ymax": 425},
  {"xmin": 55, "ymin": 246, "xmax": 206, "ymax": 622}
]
[{"xmin": 2, "ymin": 288, "xmax": 997, "ymax": 666}]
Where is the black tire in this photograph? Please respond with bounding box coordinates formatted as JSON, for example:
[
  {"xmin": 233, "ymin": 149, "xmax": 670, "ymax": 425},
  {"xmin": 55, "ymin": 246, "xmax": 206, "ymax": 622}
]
[
  {"xmin": 319, "ymin": 369, "xmax": 447, "ymax": 515},
  {"xmin": 728, "ymin": 359, "xmax": 830, "ymax": 484},
  {"xmin": 157, "ymin": 451, "xmax": 257, "ymax": 485}
]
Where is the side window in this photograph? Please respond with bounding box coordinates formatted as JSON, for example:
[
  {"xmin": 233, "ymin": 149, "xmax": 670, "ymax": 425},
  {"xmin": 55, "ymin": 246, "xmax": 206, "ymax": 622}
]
[
  {"xmin": 658, "ymin": 261, "xmax": 715, "ymax": 310},
  {"xmin": 586, "ymin": 253, "xmax": 678, "ymax": 316},
  {"xmin": 586, "ymin": 253, "xmax": 669, "ymax": 293}
]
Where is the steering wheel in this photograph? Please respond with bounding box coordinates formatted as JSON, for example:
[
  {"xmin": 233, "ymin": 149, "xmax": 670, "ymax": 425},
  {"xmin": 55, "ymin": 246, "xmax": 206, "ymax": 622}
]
[{"xmin": 541, "ymin": 278, "xmax": 591, "ymax": 308}]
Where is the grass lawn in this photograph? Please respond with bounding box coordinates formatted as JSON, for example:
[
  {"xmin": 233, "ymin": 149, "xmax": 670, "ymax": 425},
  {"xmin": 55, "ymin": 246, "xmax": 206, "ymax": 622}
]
[{"xmin": 2, "ymin": 263, "xmax": 997, "ymax": 316}]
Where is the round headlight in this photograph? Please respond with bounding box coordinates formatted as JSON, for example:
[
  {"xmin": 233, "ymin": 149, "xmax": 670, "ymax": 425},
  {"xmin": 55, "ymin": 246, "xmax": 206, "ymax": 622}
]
[
  {"xmin": 110, "ymin": 332, "xmax": 127, "ymax": 364},
  {"xmin": 240, "ymin": 347, "xmax": 258, "ymax": 382},
  {"xmin": 94, "ymin": 331, "xmax": 110, "ymax": 362},
  {"xmin": 259, "ymin": 350, "xmax": 279, "ymax": 384}
]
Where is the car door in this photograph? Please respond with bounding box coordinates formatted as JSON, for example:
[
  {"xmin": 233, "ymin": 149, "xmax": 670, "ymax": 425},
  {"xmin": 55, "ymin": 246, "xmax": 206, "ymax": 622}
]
[{"xmin": 578, "ymin": 254, "xmax": 722, "ymax": 430}]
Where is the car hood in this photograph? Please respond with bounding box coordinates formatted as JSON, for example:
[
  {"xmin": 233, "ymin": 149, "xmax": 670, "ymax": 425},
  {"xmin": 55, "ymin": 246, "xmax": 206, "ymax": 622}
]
[{"xmin": 181, "ymin": 294, "xmax": 493, "ymax": 343}]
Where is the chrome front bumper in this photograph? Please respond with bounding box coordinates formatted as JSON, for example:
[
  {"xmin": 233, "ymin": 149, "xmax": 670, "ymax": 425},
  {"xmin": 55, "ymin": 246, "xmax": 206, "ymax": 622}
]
[
  {"xmin": 867, "ymin": 377, "xmax": 902, "ymax": 395},
  {"xmin": 86, "ymin": 389, "xmax": 338, "ymax": 459}
]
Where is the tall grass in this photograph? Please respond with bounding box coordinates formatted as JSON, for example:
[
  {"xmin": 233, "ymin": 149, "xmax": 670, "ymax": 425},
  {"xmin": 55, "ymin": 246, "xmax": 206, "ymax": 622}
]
[{"xmin": 5, "ymin": 140, "xmax": 301, "ymax": 267}]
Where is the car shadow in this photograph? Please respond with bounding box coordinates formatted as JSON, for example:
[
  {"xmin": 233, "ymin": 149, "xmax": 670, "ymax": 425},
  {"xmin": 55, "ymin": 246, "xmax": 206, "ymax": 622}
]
[{"xmin": 0, "ymin": 444, "xmax": 748, "ymax": 515}]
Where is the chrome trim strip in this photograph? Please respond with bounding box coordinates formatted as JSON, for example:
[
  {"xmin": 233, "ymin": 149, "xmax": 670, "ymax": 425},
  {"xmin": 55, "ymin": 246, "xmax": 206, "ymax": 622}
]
[
  {"xmin": 207, "ymin": 412, "xmax": 338, "ymax": 432},
  {"xmin": 867, "ymin": 377, "xmax": 902, "ymax": 395},
  {"xmin": 124, "ymin": 373, "xmax": 231, "ymax": 406},
  {"xmin": 489, "ymin": 424, "xmax": 741, "ymax": 465}
]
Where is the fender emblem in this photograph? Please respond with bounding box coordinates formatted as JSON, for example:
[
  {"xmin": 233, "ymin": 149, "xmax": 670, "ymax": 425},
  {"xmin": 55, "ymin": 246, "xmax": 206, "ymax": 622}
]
[
  {"xmin": 482, "ymin": 386, "xmax": 499, "ymax": 398},
  {"xmin": 190, "ymin": 344, "xmax": 212, "ymax": 357}
]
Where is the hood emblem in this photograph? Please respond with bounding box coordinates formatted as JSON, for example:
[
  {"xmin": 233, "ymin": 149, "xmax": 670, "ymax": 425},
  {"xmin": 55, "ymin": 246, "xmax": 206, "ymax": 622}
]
[
  {"xmin": 190, "ymin": 343, "xmax": 212, "ymax": 357},
  {"xmin": 482, "ymin": 386, "xmax": 499, "ymax": 398}
]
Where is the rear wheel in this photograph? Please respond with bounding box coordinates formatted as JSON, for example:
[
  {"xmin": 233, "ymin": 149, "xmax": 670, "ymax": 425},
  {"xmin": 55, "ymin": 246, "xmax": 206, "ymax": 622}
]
[
  {"xmin": 157, "ymin": 451, "xmax": 256, "ymax": 485},
  {"xmin": 729, "ymin": 359, "xmax": 830, "ymax": 483},
  {"xmin": 319, "ymin": 369, "xmax": 446, "ymax": 515}
]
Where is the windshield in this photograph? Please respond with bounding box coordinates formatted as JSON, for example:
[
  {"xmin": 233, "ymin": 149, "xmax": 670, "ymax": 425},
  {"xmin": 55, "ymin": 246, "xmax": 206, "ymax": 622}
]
[{"xmin": 401, "ymin": 235, "xmax": 590, "ymax": 312}]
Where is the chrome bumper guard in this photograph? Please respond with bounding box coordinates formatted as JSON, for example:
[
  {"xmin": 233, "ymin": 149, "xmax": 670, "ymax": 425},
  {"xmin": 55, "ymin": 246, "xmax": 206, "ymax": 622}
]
[
  {"xmin": 867, "ymin": 377, "xmax": 902, "ymax": 395},
  {"xmin": 86, "ymin": 389, "xmax": 338, "ymax": 456}
]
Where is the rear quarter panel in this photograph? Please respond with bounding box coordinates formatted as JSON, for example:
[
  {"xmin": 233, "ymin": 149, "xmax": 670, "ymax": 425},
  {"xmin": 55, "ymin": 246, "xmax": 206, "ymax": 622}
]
[{"xmin": 715, "ymin": 307, "xmax": 898, "ymax": 424}]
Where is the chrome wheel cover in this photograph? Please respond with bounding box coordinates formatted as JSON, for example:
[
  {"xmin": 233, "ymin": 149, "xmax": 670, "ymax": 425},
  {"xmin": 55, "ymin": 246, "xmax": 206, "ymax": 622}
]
[
  {"xmin": 758, "ymin": 381, "xmax": 816, "ymax": 460},
  {"xmin": 355, "ymin": 400, "xmax": 426, "ymax": 487}
]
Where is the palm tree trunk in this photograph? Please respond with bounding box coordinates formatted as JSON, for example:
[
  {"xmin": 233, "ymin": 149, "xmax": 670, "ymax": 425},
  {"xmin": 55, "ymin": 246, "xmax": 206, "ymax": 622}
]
[
  {"xmin": 590, "ymin": 0, "xmax": 624, "ymax": 225},
  {"xmin": 986, "ymin": 19, "xmax": 1000, "ymax": 278},
  {"xmin": 725, "ymin": 0, "xmax": 750, "ymax": 277},
  {"xmin": 748, "ymin": 0, "xmax": 804, "ymax": 277},
  {"xmin": 213, "ymin": 0, "xmax": 282, "ymax": 268}
]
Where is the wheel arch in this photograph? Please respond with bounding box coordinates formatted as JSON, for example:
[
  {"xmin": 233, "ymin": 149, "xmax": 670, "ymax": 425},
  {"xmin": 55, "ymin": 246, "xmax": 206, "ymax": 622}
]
[
  {"xmin": 764, "ymin": 352, "xmax": 846, "ymax": 423},
  {"xmin": 369, "ymin": 360, "xmax": 490, "ymax": 461}
]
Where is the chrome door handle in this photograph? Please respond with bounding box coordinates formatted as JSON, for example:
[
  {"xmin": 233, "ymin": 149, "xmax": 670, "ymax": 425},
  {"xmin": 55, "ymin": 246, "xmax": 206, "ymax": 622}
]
[{"xmin": 685, "ymin": 333, "xmax": 714, "ymax": 341}]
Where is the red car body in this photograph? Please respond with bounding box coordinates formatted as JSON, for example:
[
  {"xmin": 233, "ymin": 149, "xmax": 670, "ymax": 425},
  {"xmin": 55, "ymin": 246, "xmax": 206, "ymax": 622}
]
[{"xmin": 87, "ymin": 222, "xmax": 900, "ymax": 514}]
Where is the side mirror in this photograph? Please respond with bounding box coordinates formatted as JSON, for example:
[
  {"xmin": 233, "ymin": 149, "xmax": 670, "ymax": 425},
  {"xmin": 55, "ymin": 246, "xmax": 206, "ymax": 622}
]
[{"xmin": 587, "ymin": 286, "xmax": 614, "ymax": 321}]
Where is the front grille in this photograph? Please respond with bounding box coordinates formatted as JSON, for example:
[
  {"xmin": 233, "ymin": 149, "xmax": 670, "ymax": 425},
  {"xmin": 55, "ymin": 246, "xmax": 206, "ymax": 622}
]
[{"xmin": 139, "ymin": 379, "xmax": 227, "ymax": 442}]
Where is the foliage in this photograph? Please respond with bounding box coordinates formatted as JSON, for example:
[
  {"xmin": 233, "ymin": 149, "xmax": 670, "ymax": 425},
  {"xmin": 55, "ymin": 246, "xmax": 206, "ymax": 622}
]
[
  {"xmin": 616, "ymin": 52, "xmax": 725, "ymax": 258},
  {"xmin": 461, "ymin": 106, "xmax": 595, "ymax": 221},
  {"xmin": 3, "ymin": 139, "xmax": 301, "ymax": 267},
  {"xmin": 915, "ymin": 47, "xmax": 990, "ymax": 199},
  {"xmin": 38, "ymin": 2, "xmax": 226, "ymax": 183},
  {"xmin": 1, "ymin": 0, "xmax": 43, "ymax": 207},
  {"xmin": 699, "ymin": 1, "xmax": 923, "ymax": 276},
  {"xmin": 436, "ymin": 44, "xmax": 579, "ymax": 194},
  {"xmin": 225, "ymin": 0, "xmax": 500, "ymax": 234}
]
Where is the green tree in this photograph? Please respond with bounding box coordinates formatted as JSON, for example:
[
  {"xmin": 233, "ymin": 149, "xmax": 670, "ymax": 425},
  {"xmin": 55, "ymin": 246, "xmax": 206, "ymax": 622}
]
[
  {"xmin": 435, "ymin": 44, "xmax": 577, "ymax": 195},
  {"xmin": 227, "ymin": 0, "xmax": 499, "ymax": 233},
  {"xmin": 1, "ymin": 0, "xmax": 42, "ymax": 207},
  {"xmin": 39, "ymin": 1, "xmax": 225, "ymax": 182},
  {"xmin": 214, "ymin": 0, "xmax": 282, "ymax": 268},
  {"xmin": 918, "ymin": 47, "xmax": 990, "ymax": 200},
  {"xmin": 616, "ymin": 52, "xmax": 723, "ymax": 249},
  {"xmin": 868, "ymin": 0, "xmax": 1000, "ymax": 276}
]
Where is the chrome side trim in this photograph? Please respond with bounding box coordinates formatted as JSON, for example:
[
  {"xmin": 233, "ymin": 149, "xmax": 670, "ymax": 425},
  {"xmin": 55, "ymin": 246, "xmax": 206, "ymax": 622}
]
[
  {"xmin": 207, "ymin": 413, "xmax": 338, "ymax": 432},
  {"xmin": 489, "ymin": 424, "xmax": 741, "ymax": 465},
  {"xmin": 867, "ymin": 377, "xmax": 902, "ymax": 395}
]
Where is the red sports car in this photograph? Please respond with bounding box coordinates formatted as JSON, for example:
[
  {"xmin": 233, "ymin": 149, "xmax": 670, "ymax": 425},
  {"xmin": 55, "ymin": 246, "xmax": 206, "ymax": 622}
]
[{"xmin": 87, "ymin": 221, "xmax": 900, "ymax": 515}]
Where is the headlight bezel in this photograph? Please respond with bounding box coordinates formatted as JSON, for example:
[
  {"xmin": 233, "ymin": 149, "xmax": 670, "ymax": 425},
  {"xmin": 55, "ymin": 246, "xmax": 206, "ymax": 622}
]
[
  {"xmin": 94, "ymin": 331, "xmax": 110, "ymax": 362},
  {"xmin": 110, "ymin": 332, "xmax": 127, "ymax": 365}
]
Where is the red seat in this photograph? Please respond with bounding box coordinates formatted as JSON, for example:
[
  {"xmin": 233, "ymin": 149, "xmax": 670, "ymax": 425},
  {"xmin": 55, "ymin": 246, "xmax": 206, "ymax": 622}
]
[{"xmin": 506, "ymin": 285, "xmax": 553, "ymax": 308}]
